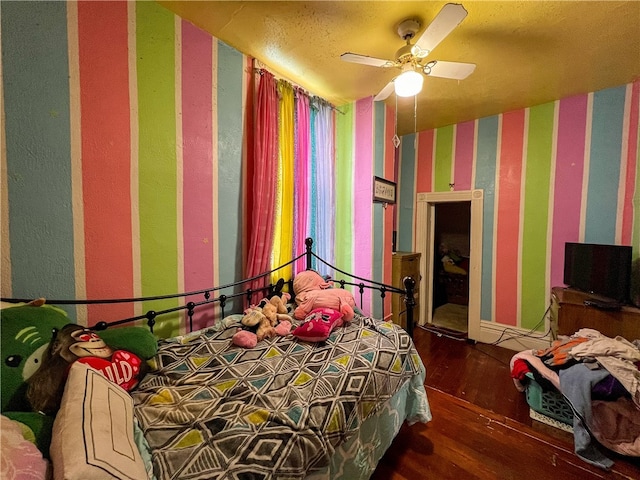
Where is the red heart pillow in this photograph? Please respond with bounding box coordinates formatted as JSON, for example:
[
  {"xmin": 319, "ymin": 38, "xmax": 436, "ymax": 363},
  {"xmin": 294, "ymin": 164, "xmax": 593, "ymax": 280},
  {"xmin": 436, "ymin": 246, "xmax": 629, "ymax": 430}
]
[
  {"xmin": 292, "ymin": 307, "xmax": 344, "ymax": 342},
  {"xmin": 76, "ymin": 350, "xmax": 142, "ymax": 391}
]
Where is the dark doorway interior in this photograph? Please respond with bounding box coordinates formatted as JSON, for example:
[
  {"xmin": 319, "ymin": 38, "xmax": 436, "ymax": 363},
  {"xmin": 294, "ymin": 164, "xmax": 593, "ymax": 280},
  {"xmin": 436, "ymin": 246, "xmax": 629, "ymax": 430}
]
[{"xmin": 432, "ymin": 201, "xmax": 471, "ymax": 334}]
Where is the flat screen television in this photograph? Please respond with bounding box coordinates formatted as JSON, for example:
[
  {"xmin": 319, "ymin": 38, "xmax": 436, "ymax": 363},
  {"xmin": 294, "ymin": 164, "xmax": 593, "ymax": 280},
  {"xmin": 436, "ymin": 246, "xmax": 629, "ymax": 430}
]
[{"xmin": 563, "ymin": 242, "xmax": 632, "ymax": 304}]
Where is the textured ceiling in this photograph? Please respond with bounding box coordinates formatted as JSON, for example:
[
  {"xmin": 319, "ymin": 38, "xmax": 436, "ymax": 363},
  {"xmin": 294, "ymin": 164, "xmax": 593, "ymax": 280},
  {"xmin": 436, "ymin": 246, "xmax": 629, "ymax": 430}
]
[{"xmin": 159, "ymin": 1, "xmax": 640, "ymax": 135}]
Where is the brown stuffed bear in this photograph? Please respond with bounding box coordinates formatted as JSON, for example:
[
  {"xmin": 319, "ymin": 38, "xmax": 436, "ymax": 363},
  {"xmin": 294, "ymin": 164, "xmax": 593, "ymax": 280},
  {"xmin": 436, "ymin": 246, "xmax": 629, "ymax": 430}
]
[
  {"xmin": 261, "ymin": 293, "xmax": 291, "ymax": 326},
  {"xmin": 232, "ymin": 296, "xmax": 292, "ymax": 348}
]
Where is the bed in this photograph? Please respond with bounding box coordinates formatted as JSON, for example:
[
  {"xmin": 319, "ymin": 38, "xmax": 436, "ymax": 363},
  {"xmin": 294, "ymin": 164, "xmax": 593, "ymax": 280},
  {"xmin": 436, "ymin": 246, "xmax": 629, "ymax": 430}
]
[{"xmin": 1, "ymin": 238, "xmax": 431, "ymax": 480}]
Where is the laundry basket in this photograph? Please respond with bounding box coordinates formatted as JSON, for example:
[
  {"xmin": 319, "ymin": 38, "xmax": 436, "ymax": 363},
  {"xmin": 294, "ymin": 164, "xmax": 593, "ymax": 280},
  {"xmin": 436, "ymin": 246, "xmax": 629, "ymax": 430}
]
[{"xmin": 524, "ymin": 372, "xmax": 573, "ymax": 427}]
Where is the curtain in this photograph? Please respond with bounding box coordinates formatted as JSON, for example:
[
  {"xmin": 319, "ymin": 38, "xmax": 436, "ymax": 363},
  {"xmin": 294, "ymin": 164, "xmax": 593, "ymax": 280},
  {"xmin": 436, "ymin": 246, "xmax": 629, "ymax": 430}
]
[
  {"xmin": 293, "ymin": 90, "xmax": 310, "ymax": 274},
  {"xmin": 247, "ymin": 68, "xmax": 335, "ymax": 286},
  {"xmin": 312, "ymin": 99, "xmax": 336, "ymax": 273},
  {"xmin": 271, "ymin": 81, "xmax": 295, "ymax": 282},
  {"xmin": 246, "ymin": 70, "xmax": 278, "ymax": 292}
]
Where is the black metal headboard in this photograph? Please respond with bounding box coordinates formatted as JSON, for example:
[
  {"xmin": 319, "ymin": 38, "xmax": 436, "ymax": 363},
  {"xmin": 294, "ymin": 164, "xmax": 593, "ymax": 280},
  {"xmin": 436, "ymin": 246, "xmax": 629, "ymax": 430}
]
[{"xmin": 2, "ymin": 238, "xmax": 417, "ymax": 337}]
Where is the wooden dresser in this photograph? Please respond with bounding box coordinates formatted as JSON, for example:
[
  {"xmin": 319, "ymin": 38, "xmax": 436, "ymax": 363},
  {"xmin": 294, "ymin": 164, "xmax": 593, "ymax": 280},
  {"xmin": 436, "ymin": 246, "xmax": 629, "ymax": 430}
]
[
  {"xmin": 391, "ymin": 252, "xmax": 421, "ymax": 331},
  {"xmin": 551, "ymin": 287, "xmax": 640, "ymax": 341}
]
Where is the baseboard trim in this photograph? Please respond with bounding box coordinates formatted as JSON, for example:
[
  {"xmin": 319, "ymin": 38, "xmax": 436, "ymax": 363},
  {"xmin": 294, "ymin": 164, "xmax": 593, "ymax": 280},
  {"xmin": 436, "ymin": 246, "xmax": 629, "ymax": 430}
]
[{"xmin": 476, "ymin": 320, "xmax": 552, "ymax": 351}]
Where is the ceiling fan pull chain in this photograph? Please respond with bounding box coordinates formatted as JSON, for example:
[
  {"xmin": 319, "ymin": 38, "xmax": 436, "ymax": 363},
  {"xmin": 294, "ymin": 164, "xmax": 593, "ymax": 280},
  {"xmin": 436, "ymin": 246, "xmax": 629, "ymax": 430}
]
[
  {"xmin": 392, "ymin": 95, "xmax": 400, "ymax": 149},
  {"xmin": 414, "ymin": 94, "xmax": 418, "ymax": 148}
]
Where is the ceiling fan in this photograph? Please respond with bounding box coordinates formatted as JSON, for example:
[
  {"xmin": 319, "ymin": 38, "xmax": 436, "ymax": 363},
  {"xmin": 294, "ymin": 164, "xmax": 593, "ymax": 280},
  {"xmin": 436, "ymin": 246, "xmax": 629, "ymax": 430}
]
[{"xmin": 341, "ymin": 3, "xmax": 476, "ymax": 101}]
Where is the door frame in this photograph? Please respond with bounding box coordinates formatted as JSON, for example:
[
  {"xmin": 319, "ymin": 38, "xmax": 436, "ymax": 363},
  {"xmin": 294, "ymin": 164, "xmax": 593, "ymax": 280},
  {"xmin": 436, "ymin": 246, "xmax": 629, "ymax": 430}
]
[{"xmin": 415, "ymin": 189, "xmax": 483, "ymax": 341}]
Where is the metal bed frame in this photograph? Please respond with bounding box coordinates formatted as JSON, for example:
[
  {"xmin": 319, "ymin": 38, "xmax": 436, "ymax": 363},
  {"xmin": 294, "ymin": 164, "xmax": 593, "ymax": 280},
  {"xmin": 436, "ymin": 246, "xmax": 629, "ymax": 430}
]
[{"xmin": 2, "ymin": 238, "xmax": 417, "ymax": 337}]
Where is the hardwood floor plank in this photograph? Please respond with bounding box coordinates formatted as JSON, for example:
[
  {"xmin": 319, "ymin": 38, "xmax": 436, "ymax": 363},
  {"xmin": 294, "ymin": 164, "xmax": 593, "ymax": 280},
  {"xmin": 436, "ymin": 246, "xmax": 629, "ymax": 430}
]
[{"xmin": 371, "ymin": 328, "xmax": 640, "ymax": 479}]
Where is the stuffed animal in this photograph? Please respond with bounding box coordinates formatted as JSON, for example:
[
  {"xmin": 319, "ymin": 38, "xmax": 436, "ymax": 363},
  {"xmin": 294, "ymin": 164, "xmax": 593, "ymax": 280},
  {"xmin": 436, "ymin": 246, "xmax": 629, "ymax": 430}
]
[
  {"xmin": 232, "ymin": 296, "xmax": 292, "ymax": 348},
  {"xmin": 1, "ymin": 414, "xmax": 48, "ymax": 478},
  {"xmin": 292, "ymin": 270, "xmax": 356, "ymax": 321},
  {"xmin": 27, "ymin": 323, "xmax": 148, "ymax": 416},
  {"xmin": 0, "ymin": 301, "xmax": 157, "ymax": 456},
  {"xmin": 261, "ymin": 292, "xmax": 292, "ymax": 325},
  {"xmin": 292, "ymin": 307, "xmax": 344, "ymax": 342},
  {"xmin": 243, "ymin": 304, "xmax": 276, "ymax": 341},
  {"xmin": 1, "ymin": 301, "xmax": 67, "ymax": 414}
]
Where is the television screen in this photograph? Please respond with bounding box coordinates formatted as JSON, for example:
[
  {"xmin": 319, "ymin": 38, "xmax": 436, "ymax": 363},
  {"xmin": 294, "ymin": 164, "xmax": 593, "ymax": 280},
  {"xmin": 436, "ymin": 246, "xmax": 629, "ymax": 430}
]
[{"xmin": 563, "ymin": 242, "xmax": 632, "ymax": 304}]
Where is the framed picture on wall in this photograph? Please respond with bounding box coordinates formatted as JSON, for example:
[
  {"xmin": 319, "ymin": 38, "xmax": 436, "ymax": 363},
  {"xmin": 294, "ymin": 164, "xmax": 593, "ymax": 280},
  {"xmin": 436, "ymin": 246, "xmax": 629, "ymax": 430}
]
[{"xmin": 373, "ymin": 176, "xmax": 397, "ymax": 204}]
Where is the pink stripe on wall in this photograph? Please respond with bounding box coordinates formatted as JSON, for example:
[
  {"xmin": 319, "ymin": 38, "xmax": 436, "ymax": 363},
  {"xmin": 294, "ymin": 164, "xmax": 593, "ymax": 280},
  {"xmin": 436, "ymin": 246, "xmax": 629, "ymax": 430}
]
[
  {"xmin": 181, "ymin": 21, "xmax": 214, "ymax": 330},
  {"xmin": 78, "ymin": 2, "xmax": 134, "ymax": 324},
  {"xmin": 622, "ymin": 81, "xmax": 639, "ymax": 244},
  {"xmin": 416, "ymin": 129, "xmax": 434, "ymax": 193},
  {"xmin": 494, "ymin": 111, "xmax": 525, "ymax": 326},
  {"xmin": 354, "ymin": 98, "xmax": 374, "ymax": 310},
  {"xmin": 454, "ymin": 121, "xmax": 475, "ymax": 190},
  {"xmin": 550, "ymin": 95, "xmax": 588, "ymax": 288}
]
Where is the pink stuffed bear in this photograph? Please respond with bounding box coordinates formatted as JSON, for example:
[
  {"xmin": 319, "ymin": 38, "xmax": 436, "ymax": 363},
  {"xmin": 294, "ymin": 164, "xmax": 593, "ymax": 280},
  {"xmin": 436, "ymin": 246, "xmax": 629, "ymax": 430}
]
[{"xmin": 292, "ymin": 270, "xmax": 356, "ymax": 321}]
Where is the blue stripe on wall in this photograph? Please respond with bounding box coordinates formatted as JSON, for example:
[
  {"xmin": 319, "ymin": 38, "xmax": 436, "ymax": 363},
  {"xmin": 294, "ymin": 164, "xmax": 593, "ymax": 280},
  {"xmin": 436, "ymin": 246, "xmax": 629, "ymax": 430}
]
[
  {"xmin": 398, "ymin": 133, "xmax": 416, "ymax": 252},
  {"xmin": 474, "ymin": 116, "xmax": 499, "ymax": 320},
  {"xmin": 372, "ymin": 102, "xmax": 385, "ymax": 318},
  {"xmin": 2, "ymin": 1, "xmax": 76, "ymax": 312},
  {"xmin": 216, "ymin": 41, "xmax": 244, "ymax": 307},
  {"xmin": 584, "ymin": 86, "xmax": 626, "ymax": 243}
]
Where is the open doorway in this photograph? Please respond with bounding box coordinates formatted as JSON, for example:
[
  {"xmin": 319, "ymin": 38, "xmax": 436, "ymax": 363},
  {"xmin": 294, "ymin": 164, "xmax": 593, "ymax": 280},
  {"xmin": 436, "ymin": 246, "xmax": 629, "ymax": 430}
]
[
  {"xmin": 432, "ymin": 201, "xmax": 471, "ymax": 335},
  {"xmin": 415, "ymin": 190, "xmax": 483, "ymax": 342}
]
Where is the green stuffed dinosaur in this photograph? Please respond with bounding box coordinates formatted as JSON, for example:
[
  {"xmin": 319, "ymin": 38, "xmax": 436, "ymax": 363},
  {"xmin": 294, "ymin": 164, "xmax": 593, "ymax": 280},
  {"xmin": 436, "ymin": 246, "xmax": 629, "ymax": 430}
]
[{"xmin": 1, "ymin": 301, "xmax": 158, "ymax": 456}]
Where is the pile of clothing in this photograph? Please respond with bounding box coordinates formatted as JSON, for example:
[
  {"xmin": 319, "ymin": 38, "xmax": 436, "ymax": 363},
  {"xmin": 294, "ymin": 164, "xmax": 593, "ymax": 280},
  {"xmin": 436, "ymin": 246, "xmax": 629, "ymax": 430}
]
[{"xmin": 510, "ymin": 328, "xmax": 640, "ymax": 470}]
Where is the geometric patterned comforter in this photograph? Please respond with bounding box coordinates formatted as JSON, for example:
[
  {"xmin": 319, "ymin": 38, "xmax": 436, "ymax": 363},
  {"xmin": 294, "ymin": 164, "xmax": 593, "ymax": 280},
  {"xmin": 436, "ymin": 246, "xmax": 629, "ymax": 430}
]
[{"xmin": 132, "ymin": 313, "xmax": 427, "ymax": 480}]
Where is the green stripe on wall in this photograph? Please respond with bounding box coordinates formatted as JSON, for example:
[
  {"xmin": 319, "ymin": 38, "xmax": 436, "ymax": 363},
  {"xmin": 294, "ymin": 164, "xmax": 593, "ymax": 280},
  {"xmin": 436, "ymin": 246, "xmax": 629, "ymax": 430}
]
[
  {"xmin": 434, "ymin": 125, "xmax": 454, "ymax": 192},
  {"xmin": 520, "ymin": 103, "xmax": 554, "ymax": 330},
  {"xmin": 136, "ymin": 2, "xmax": 179, "ymax": 338},
  {"xmin": 335, "ymin": 103, "xmax": 354, "ymax": 274},
  {"xmin": 2, "ymin": 1, "xmax": 76, "ymax": 314}
]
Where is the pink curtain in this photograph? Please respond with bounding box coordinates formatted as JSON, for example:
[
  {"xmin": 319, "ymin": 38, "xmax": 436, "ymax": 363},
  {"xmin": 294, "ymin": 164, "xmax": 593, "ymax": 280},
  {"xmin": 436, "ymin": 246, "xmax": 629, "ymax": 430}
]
[
  {"xmin": 246, "ymin": 70, "xmax": 279, "ymax": 292},
  {"xmin": 293, "ymin": 90, "xmax": 310, "ymax": 274}
]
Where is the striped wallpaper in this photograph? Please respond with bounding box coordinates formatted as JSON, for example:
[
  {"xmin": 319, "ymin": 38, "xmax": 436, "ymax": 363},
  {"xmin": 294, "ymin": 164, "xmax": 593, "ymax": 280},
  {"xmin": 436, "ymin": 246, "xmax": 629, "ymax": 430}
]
[
  {"xmin": 398, "ymin": 82, "xmax": 640, "ymax": 329},
  {"xmin": 1, "ymin": 1, "xmax": 397, "ymax": 336},
  {"xmin": 2, "ymin": 1, "xmax": 248, "ymax": 336},
  {"xmin": 3, "ymin": 1, "xmax": 636, "ymax": 337},
  {"xmin": 335, "ymin": 99, "xmax": 397, "ymax": 320}
]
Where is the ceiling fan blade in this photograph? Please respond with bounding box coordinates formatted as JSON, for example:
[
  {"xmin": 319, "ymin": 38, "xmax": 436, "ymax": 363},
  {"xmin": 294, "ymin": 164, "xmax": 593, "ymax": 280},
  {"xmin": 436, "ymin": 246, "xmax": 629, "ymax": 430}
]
[
  {"xmin": 374, "ymin": 81, "xmax": 395, "ymax": 101},
  {"xmin": 414, "ymin": 3, "xmax": 468, "ymax": 54},
  {"xmin": 341, "ymin": 52, "xmax": 392, "ymax": 68},
  {"xmin": 424, "ymin": 60, "xmax": 476, "ymax": 80}
]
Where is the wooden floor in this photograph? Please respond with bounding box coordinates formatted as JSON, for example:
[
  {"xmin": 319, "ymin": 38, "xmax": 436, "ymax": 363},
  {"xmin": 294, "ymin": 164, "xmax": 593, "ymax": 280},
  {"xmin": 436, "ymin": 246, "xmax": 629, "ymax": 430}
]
[{"xmin": 371, "ymin": 326, "xmax": 640, "ymax": 480}]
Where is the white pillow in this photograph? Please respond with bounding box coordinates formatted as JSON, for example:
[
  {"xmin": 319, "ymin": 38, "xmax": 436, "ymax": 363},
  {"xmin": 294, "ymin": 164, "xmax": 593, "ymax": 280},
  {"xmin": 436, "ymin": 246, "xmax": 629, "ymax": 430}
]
[{"xmin": 50, "ymin": 362, "xmax": 148, "ymax": 480}]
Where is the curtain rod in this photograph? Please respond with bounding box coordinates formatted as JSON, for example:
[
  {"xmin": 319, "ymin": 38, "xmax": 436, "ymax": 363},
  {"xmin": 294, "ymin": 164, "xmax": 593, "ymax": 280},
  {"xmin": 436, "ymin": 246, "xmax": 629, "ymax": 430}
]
[{"xmin": 253, "ymin": 61, "xmax": 344, "ymax": 115}]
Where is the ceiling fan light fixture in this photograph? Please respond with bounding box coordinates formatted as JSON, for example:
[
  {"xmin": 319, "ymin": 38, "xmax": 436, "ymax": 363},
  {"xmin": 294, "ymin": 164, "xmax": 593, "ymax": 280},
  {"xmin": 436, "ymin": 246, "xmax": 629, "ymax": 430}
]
[
  {"xmin": 394, "ymin": 69, "xmax": 423, "ymax": 97},
  {"xmin": 410, "ymin": 44, "xmax": 430, "ymax": 58}
]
